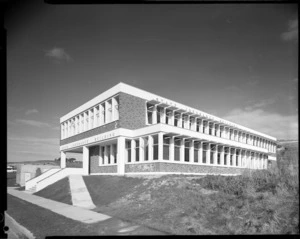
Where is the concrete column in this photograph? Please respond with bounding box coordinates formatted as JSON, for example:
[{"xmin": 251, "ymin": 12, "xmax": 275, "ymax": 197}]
[
  {"xmin": 169, "ymin": 111, "xmax": 174, "ymax": 126},
  {"xmin": 191, "ymin": 117, "xmax": 196, "ymax": 131},
  {"xmin": 178, "ymin": 114, "xmax": 183, "ymax": 128},
  {"xmin": 184, "ymin": 115, "xmax": 189, "ymax": 129},
  {"xmin": 111, "ymin": 144, "xmax": 115, "ymax": 164},
  {"xmin": 89, "ymin": 109, "xmax": 93, "ymax": 129},
  {"xmin": 216, "ymin": 124, "xmax": 220, "ymax": 137},
  {"xmin": 189, "ymin": 140, "xmax": 194, "ymax": 163},
  {"xmin": 83, "ymin": 146, "xmax": 89, "ymax": 175},
  {"xmin": 220, "ymin": 146, "xmax": 224, "ymax": 165},
  {"xmin": 204, "ymin": 121, "xmax": 209, "ymax": 134},
  {"xmin": 211, "ymin": 123, "xmax": 215, "ymax": 136},
  {"xmin": 60, "ymin": 151, "xmax": 66, "ymax": 168},
  {"xmin": 104, "ymin": 145, "xmax": 108, "ymax": 165},
  {"xmin": 238, "ymin": 150, "xmax": 242, "ymax": 167},
  {"xmin": 180, "ymin": 138, "xmax": 185, "ymax": 162},
  {"xmin": 226, "ymin": 148, "xmax": 231, "ymax": 166},
  {"xmin": 213, "ymin": 144, "xmax": 218, "ymax": 165},
  {"xmin": 160, "ymin": 107, "xmax": 166, "ymax": 124},
  {"xmin": 232, "ymin": 148, "xmax": 236, "ymax": 166},
  {"xmin": 117, "ymin": 137, "xmax": 126, "ymax": 175},
  {"xmin": 199, "ymin": 119, "xmax": 203, "ymax": 133},
  {"xmin": 169, "ymin": 136, "xmax": 174, "ymax": 161},
  {"xmin": 198, "ymin": 142, "xmax": 203, "ymax": 164},
  {"xmin": 158, "ymin": 133, "xmax": 164, "ymax": 160},
  {"xmin": 99, "ymin": 146, "xmax": 103, "ymax": 165},
  {"xmin": 148, "ymin": 135, "xmax": 153, "ymax": 161},
  {"xmin": 152, "ymin": 106, "xmax": 157, "ymax": 124},
  {"xmin": 206, "ymin": 143, "xmax": 211, "ymax": 164},
  {"xmin": 131, "ymin": 139, "xmax": 136, "ymax": 162},
  {"xmin": 139, "ymin": 137, "xmax": 144, "ymax": 162}
]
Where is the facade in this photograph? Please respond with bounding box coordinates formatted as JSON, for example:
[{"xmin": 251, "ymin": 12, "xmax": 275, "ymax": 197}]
[{"xmin": 59, "ymin": 82, "xmax": 277, "ymax": 176}]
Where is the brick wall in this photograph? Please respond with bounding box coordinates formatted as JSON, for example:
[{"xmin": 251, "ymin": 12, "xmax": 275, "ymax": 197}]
[
  {"xmin": 88, "ymin": 145, "xmax": 117, "ymax": 173},
  {"xmin": 118, "ymin": 92, "xmax": 147, "ymax": 130},
  {"xmin": 125, "ymin": 162, "xmax": 247, "ymax": 175},
  {"xmin": 60, "ymin": 121, "xmax": 118, "ymax": 145}
]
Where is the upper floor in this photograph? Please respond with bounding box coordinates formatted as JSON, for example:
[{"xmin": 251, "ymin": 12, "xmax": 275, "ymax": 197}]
[{"xmin": 60, "ymin": 82, "xmax": 277, "ymax": 153}]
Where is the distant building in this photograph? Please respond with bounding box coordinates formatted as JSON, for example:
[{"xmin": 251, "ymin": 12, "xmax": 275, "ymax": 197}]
[{"xmin": 59, "ymin": 82, "xmax": 277, "ymax": 176}]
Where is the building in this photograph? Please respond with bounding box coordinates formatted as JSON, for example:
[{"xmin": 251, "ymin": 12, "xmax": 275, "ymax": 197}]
[
  {"xmin": 59, "ymin": 82, "xmax": 277, "ymax": 176},
  {"xmin": 16, "ymin": 164, "xmax": 60, "ymax": 187}
]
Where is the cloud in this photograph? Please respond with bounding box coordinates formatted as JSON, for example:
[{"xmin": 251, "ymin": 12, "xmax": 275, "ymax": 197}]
[
  {"xmin": 15, "ymin": 119, "xmax": 51, "ymax": 128},
  {"xmin": 245, "ymin": 98, "xmax": 275, "ymax": 111},
  {"xmin": 45, "ymin": 47, "xmax": 72, "ymax": 62},
  {"xmin": 8, "ymin": 136, "xmax": 58, "ymax": 146},
  {"xmin": 25, "ymin": 109, "xmax": 38, "ymax": 115},
  {"xmin": 281, "ymin": 19, "xmax": 298, "ymax": 42},
  {"xmin": 223, "ymin": 108, "xmax": 298, "ymax": 140}
]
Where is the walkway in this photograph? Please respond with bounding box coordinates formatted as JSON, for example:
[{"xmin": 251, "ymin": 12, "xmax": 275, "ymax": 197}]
[
  {"xmin": 7, "ymin": 188, "xmax": 168, "ymax": 235},
  {"xmin": 8, "ymin": 188, "xmax": 110, "ymax": 224},
  {"xmin": 69, "ymin": 175, "xmax": 96, "ymax": 209}
]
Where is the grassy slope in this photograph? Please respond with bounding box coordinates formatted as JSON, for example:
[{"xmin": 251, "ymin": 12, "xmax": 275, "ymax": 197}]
[
  {"xmin": 26, "ymin": 142, "xmax": 298, "ymax": 235},
  {"xmin": 82, "ymin": 175, "xmax": 145, "ymax": 207},
  {"xmin": 34, "ymin": 177, "xmax": 72, "ymax": 205}
]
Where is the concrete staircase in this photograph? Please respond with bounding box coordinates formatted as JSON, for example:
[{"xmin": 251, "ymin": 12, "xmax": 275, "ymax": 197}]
[{"xmin": 25, "ymin": 168, "xmax": 84, "ymax": 193}]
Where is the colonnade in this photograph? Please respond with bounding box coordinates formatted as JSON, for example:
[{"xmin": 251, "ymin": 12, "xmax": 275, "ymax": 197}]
[
  {"xmin": 147, "ymin": 103, "xmax": 276, "ymax": 153},
  {"xmin": 124, "ymin": 133, "xmax": 268, "ymax": 169}
]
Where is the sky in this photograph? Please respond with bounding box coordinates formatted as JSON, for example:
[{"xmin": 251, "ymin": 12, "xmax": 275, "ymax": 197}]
[{"xmin": 6, "ymin": 2, "xmax": 298, "ymax": 162}]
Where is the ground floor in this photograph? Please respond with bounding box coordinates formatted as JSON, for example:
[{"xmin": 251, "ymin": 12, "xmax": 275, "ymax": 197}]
[{"xmin": 60, "ymin": 130, "xmax": 275, "ymax": 176}]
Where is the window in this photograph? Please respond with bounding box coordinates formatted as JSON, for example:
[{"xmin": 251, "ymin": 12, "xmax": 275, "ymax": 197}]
[
  {"xmin": 203, "ymin": 144, "xmax": 207, "ymax": 163},
  {"xmin": 217, "ymin": 147, "xmax": 221, "ymax": 164},
  {"xmin": 184, "ymin": 141, "xmax": 189, "ymax": 162},
  {"xmin": 163, "ymin": 136, "xmax": 170, "ymax": 160},
  {"xmin": 126, "ymin": 140, "xmax": 131, "ymax": 163},
  {"xmin": 147, "ymin": 103, "xmax": 154, "ymax": 124},
  {"xmin": 85, "ymin": 111, "xmax": 89, "ymax": 131},
  {"xmin": 209, "ymin": 123, "xmax": 213, "ymax": 135},
  {"xmin": 101, "ymin": 146, "xmax": 105, "ymax": 164},
  {"xmin": 166, "ymin": 109, "xmax": 172, "ymax": 124},
  {"xmin": 181, "ymin": 115, "xmax": 185, "ymax": 128},
  {"xmin": 153, "ymin": 135, "xmax": 158, "ymax": 160},
  {"xmin": 174, "ymin": 137, "xmax": 181, "ymax": 161},
  {"xmin": 135, "ymin": 139, "xmax": 140, "ymax": 162},
  {"xmin": 224, "ymin": 149, "xmax": 228, "ymax": 165},
  {"xmin": 196, "ymin": 119, "xmax": 200, "ymax": 132},
  {"xmin": 156, "ymin": 106, "xmax": 162, "ymax": 123},
  {"xmin": 236, "ymin": 152, "xmax": 239, "ymax": 166},
  {"xmin": 107, "ymin": 146, "xmax": 111, "ymax": 164}
]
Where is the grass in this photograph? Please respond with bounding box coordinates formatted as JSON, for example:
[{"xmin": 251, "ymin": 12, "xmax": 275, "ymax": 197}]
[
  {"xmin": 34, "ymin": 177, "xmax": 72, "ymax": 205},
  {"xmin": 82, "ymin": 175, "xmax": 146, "ymax": 206}
]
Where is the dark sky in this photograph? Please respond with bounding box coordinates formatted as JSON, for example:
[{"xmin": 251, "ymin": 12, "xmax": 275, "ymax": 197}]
[{"xmin": 6, "ymin": 2, "xmax": 298, "ymax": 162}]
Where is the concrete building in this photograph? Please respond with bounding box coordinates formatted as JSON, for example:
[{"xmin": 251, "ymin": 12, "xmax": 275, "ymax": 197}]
[
  {"xmin": 16, "ymin": 164, "xmax": 60, "ymax": 187},
  {"xmin": 59, "ymin": 82, "xmax": 277, "ymax": 176}
]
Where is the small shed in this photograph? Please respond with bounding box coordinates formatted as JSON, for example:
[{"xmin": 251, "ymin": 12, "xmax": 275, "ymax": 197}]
[{"xmin": 16, "ymin": 164, "xmax": 60, "ymax": 186}]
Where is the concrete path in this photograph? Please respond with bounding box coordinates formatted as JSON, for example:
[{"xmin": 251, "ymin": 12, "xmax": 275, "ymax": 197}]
[
  {"xmin": 69, "ymin": 175, "xmax": 96, "ymax": 209},
  {"xmin": 7, "ymin": 188, "xmax": 168, "ymax": 235},
  {"xmin": 7, "ymin": 188, "xmax": 111, "ymax": 224},
  {"xmin": 5, "ymin": 212, "xmax": 35, "ymax": 239}
]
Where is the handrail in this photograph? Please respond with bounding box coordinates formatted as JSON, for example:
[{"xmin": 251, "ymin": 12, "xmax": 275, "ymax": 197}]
[{"xmin": 36, "ymin": 168, "xmax": 65, "ymax": 183}]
